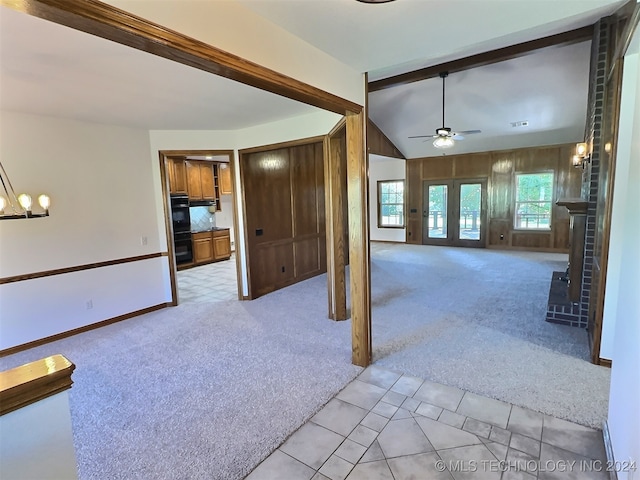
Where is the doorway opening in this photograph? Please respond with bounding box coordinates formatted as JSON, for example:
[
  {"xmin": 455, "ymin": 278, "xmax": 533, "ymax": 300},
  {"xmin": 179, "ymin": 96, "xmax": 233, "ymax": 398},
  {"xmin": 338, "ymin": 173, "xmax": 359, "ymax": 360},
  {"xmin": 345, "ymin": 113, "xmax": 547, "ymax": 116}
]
[
  {"xmin": 422, "ymin": 178, "xmax": 487, "ymax": 247},
  {"xmin": 159, "ymin": 149, "xmax": 242, "ymax": 305}
]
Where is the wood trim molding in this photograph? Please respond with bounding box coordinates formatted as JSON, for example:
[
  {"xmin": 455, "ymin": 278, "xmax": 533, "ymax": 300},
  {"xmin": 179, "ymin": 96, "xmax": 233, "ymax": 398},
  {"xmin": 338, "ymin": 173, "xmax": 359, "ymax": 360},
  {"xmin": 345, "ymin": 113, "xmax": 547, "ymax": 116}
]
[
  {"xmin": 556, "ymin": 198, "xmax": 588, "ymax": 215},
  {"xmin": 0, "ymin": 252, "xmax": 168, "ymax": 285},
  {"xmin": 160, "ymin": 149, "xmax": 235, "ymax": 158},
  {"xmin": 346, "ymin": 110, "xmax": 372, "ymax": 367},
  {"xmin": 0, "ymin": 354, "xmax": 75, "ymax": 416},
  {"xmin": 2, "ymin": 0, "xmax": 361, "ymax": 115},
  {"xmin": 369, "ymin": 25, "xmax": 593, "ymax": 92},
  {"xmin": 609, "ymin": 0, "xmax": 640, "ymax": 80},
  {"xmin": 228, "ymin": 152, "xmax": 245, "ymax": 301},
  {"xmin": 328, "ymin": 117, "xmax": 347, "ymax": 137},
  {"xmin": 599, "ymin": 358, "xmax": 612, "ymax": 368},
  {"xmin": 238, "ymin": 135, "xmax": 326, "ymax": 155},
  {"xmin": 159, "ymin": 151, "xmax": 178, "ymax": 307},
  {"xmin": 0, "ymin": 303, "xmax": 168, "ymax": 358},
  {"xmin": 324, "ymin": 122, "xmax": 348, "ymax": 321}
]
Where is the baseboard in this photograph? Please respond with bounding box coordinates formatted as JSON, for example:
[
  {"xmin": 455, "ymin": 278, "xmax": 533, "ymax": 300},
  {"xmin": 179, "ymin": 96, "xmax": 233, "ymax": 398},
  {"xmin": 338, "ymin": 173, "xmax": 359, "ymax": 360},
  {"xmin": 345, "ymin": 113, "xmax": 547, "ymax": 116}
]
[
  {"xmin": 600, "ymin": 358, "xmax": 613, "ymax": 368},
  {"xmin": 602, "ymin": 421, "xmax": 618, "ymax": 480},
  {"xmin": 370, "ymin": 239, "xmax": 406, "ymax": 244},
  {"xmin": 0, "ymin": 303, "xmax": 169, "ymax": 357}
]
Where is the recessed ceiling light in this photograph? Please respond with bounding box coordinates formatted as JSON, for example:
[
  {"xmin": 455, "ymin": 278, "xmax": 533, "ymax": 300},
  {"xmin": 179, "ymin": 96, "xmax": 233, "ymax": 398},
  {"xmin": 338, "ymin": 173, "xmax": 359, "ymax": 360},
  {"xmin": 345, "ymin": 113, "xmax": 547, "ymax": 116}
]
[{"xmin": 356, "ymin": 0, "xmax": 397, "ymax": 3}]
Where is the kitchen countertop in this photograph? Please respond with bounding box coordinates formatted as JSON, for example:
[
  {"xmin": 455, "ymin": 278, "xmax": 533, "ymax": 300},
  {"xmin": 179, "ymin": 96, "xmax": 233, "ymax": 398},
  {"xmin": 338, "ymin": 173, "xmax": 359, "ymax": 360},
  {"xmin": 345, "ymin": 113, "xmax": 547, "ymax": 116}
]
[{"xmin": 190, "ymin": 227, "xmax": 229, "ymax": 234}]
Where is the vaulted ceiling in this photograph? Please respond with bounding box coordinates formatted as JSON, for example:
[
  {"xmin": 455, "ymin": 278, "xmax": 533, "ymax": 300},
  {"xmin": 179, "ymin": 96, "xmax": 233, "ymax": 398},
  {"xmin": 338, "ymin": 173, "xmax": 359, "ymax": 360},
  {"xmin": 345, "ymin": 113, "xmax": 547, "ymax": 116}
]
[{"xmin": 0, "ymin": 0, "xmax": 627, "ymax": 157}]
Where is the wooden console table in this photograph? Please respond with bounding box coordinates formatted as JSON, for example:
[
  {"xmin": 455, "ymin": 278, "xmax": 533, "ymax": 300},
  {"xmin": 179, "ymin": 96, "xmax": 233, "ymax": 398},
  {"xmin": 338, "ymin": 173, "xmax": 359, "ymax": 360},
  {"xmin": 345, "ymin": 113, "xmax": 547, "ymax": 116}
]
[{"xmin": 556, "ymin": 198, "xmax": 588, "ymax": 302}]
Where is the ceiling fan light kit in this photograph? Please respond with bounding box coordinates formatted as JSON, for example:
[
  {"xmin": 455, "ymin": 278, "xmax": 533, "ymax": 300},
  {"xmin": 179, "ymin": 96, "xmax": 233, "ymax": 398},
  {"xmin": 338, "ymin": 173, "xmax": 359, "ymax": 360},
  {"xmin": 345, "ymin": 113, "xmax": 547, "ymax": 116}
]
[
  {"xmin": 408, "ymin": 71, "xmax": 482, "ymax": 150},
  {"xmin": 433, "ymin": 136, "xmax": 455, "ymax": 149}
]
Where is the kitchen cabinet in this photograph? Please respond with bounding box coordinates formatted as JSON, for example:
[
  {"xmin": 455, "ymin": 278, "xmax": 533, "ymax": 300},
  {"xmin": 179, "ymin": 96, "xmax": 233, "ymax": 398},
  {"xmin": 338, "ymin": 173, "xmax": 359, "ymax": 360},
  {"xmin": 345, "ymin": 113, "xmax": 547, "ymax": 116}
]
[
  {"xmin": 213, "ymin": 229, "xmax": 231, "ymax": 260},
  {"xmin": 192, "ymin": 229, "xmax": 231, "ymax": 265},
  {"xmin": 168, "ymin": 158, "xmax": 187, "ymax": 194},
  {"xmin": 186, "ymin": 161, "xmax": 216, "ymax": 202},
  {"xmin": 219, "ymin": 163, "xmax": 232, "ymax": 195},
  {"xmin": 192, "ymin": 232, "xmax": 214, "ymax": 264}
]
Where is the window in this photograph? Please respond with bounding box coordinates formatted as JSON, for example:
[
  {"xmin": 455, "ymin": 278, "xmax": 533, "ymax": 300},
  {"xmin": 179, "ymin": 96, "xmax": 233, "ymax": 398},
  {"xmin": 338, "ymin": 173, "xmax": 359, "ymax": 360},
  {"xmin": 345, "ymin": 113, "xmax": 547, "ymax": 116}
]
[
  {"xmin": 378, "ymin": 180, "xmax": 404, "ymax": 228},
  {"xmin": 514, "ymin": 172, "xmax": 554, "ymax": 230}
]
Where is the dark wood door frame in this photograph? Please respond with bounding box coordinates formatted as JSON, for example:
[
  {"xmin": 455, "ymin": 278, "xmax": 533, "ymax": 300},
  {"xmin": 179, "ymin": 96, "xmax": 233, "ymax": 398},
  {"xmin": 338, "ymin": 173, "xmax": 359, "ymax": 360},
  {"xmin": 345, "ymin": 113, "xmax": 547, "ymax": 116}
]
[
  {"xmin": 324, "ymin": 118, "xmax": 348, "ymax": 321},
  {"xmin": 159, "ymin": 149, "xmax": 240, "ymax": 306},
  {"xmin": 422, "ymin": 178, "xmax": 488, "ymax": 248}
]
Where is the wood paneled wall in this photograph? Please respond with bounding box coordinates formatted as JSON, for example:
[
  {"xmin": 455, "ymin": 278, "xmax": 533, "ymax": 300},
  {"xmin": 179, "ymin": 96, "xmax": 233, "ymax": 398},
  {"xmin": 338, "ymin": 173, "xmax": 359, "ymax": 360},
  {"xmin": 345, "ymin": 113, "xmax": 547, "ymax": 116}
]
[
  {"xmin": 367, "ymin": 120, "xmax": 405, "ymax": 159},
  {"xmin": 241, "ymin": 141, "xmax": 326, "ymax": 298},
  {"xmin": 406, "ymin": 144, "xmax": 582, "ymax": 251}
]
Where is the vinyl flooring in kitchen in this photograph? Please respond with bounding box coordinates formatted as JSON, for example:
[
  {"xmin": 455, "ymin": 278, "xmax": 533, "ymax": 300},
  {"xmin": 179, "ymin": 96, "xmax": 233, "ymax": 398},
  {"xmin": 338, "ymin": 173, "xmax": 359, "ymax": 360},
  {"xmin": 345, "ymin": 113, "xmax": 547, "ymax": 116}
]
[{"xmin": 177, "ymin": 253, "xmax": 239, "ymax": 303}]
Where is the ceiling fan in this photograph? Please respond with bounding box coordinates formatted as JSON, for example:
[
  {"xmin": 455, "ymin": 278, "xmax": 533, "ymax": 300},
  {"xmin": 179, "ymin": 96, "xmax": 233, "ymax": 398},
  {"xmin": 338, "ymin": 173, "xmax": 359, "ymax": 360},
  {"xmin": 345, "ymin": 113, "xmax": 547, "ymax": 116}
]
[{"xmin": 409, "ymin": 71, "xmax": 481, "ymax": 149}]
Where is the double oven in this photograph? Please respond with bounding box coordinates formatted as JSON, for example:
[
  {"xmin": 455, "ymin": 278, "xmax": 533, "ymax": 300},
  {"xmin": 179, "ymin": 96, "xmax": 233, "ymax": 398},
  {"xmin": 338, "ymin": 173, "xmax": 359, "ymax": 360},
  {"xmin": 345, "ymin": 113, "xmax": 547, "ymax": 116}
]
[{"xmin": 170, "ymin": 194, "xmax": 192, "ymax": 265}]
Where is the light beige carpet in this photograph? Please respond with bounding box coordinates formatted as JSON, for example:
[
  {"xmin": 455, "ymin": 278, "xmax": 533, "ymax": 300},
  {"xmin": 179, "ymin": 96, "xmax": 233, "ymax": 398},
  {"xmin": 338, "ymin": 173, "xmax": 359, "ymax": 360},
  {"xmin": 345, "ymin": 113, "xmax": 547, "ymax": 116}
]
[{"xmin": 0, "ymin": 243, "xmax": 609, "ymax": 479}]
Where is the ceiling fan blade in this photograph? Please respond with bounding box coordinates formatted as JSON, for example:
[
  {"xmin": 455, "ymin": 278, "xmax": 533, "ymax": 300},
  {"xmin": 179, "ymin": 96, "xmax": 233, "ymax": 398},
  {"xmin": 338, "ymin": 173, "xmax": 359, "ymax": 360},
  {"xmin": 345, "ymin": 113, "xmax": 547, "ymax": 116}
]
[
  {"xmin": 452, "ymin": 134, "xmax": 466, "ymax": 140},
  {"xmin": 456, "ymin": 129, "xmax": 482, "ymax": 135},
  {"xmin": 408, "ymin": 135, "xmax": 437, "ymax": 139}
]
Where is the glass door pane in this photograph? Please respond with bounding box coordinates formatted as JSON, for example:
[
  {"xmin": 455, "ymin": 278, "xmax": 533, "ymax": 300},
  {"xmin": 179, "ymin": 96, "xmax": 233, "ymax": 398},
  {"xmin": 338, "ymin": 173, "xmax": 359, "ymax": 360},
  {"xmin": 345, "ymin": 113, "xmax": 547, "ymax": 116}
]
[
  {"xmin": 428, "ymin": 185, "xmax": 448, "ymax": 238},
  {"xmin": 458, "ymin": 183, "xmax": 481, "ymax": 241}
]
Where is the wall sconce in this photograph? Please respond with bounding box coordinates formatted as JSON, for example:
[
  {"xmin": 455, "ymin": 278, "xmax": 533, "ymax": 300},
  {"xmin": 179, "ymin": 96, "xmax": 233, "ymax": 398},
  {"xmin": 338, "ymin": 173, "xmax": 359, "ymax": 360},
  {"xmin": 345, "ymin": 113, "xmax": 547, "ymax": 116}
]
[
  {"xmin": 572, "ymin": 142, "xmax": 590, "ymax": 169},
  {"xmin": 0, "ymin": 161, "xmax": 51, "ymax": 220}
]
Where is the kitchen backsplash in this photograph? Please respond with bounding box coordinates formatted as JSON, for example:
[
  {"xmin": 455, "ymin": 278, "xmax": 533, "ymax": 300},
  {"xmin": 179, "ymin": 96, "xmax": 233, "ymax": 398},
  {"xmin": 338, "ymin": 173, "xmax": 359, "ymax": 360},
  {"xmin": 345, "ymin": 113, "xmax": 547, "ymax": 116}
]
[{"xmin": 190, "ymin": 206, "xmax": 216, "ymax": 231}]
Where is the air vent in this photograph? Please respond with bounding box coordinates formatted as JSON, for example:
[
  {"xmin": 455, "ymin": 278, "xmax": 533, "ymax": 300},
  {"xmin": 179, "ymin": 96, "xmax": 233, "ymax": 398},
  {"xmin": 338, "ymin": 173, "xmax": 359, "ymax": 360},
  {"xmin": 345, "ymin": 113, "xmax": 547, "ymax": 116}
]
[{"xmin": 510, "ymin": 121, "xmax": 529, "ymax": 128}]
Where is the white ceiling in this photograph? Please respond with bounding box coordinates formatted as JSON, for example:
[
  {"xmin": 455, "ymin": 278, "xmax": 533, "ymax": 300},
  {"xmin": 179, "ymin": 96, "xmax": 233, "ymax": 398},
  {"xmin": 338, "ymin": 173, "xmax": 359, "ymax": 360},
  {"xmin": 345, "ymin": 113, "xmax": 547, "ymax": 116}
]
[
  {"xmin": 0, "ymin": 7, "xmax": 317, "ymax": 130},
  {"xmin": 236, "ymin": 0, "xmax": 623, "ymax": 80},
  {"xmin": 0, "ymin": 0, "xmax": 627, "ymax": 158},
  {"xmin": 370, "ymin": 41, "xmax": 593, "ymax": 157}
]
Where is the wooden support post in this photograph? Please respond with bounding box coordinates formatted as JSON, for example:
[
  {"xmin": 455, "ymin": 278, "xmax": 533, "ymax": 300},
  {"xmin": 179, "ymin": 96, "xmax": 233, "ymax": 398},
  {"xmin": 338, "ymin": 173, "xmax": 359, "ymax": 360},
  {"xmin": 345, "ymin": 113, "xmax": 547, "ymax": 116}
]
[
  {"xmin": 324, "ymin": 121, "xmax": 348, "ymax": 320},
  {"xmin": 346, "ymin": 110, "xmax": 371, "ymax": 367}
]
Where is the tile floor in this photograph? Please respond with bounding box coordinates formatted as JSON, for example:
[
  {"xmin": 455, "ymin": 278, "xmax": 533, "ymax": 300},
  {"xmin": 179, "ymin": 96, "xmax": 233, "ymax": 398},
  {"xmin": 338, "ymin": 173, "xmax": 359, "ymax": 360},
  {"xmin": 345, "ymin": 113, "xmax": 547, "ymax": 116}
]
[
  {"xmin": 177, "ymin": 253, "xmax": 238, "ymax": 303},
  {"xmin": 246, "ymin": 366, "xmax": 609, "ymax": 480}
]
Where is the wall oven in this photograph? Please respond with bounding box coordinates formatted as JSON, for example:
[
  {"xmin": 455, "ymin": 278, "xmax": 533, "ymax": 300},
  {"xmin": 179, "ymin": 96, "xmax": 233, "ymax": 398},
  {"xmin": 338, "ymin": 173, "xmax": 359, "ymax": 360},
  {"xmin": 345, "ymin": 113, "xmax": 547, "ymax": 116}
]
[
  {"xmin": 170, "ymin": 195, "xmax": 192, "ymax": 265},
  {"xmin": 173, "ymin": 232, "xmax": 193, "ymax": 265},
  {"xmin": 170, "ymin": 194, "xmax": 191, "ymax": 234}
]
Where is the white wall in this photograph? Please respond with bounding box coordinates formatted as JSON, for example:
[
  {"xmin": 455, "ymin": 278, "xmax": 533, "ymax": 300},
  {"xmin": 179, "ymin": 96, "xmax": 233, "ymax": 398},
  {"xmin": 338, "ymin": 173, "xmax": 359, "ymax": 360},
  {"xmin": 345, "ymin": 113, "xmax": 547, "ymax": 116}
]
[
  {"xmin": 605, "ymin": 29, "xmax": 640, "ymax": 479},
  {"xmin": 216, "ymin": 194, "xmax": 235, "ymax": 250},
  {"xmin": 0, "ymin": 392, "xmax": 77, "ymax": 480},
  {"xmin": 0, "ymin": 112, "xmax": 170, "ymax": 350},
  {"xmin": 369, "ymin": 155, "xmax": 406, "ymax": 242},
  {"xmin": 103, "ymin": 0, "xmax": 364, "ymax": 106},
  {"xmin": 235, "ymin": 110, "xmax": 342, "ymax": 149}
]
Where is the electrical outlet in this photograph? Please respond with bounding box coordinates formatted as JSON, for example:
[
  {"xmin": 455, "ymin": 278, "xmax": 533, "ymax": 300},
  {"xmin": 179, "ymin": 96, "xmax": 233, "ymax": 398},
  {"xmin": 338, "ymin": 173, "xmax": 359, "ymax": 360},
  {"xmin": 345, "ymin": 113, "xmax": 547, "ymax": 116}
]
[
  {"xmin": 140, "ymin": 236, "xmax": 148, "ymax": 246},
  {"xmin": 86, "ymin": 299, "xmax": 93, "ymax": 310}
]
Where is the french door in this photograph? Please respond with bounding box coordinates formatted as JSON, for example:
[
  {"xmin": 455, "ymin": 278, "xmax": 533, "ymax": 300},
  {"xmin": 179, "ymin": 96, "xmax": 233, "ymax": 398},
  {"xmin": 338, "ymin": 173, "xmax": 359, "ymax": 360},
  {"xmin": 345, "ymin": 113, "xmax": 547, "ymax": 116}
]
[{"xmin": 422, "ymin": 179, "xmax": 487, "ymax": 247}]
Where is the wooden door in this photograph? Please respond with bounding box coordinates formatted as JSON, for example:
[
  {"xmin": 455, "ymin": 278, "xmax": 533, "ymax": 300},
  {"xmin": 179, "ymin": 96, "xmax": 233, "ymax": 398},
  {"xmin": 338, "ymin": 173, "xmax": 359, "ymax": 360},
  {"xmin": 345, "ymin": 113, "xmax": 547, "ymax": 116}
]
[
  {"xmin": 213, "ymin": 233, "xmax": 231, "ymax": 260},
  {"xmin": 193, "ymin": 232, "xmax": 213, "ymax": 263},
  {"xmin": 186, "ymin": 160, "xmax": 202, "ymax": 201},
  {"xmin": 219, "ymin": 163, "xmax": 232, "ymax": 194},
  {"xmin": 168, "ymin": 158, "xmax": 187, "ymax": 194},
  {"xmin": 199, "ymin": 162, "xmax": 215, "ymax": 200}
]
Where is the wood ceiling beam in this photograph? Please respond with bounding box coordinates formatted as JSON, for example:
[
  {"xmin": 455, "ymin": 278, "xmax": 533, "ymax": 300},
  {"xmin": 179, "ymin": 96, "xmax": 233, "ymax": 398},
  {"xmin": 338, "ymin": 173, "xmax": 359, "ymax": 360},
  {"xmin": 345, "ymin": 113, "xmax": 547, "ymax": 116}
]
[
  {"xmin": 369, "ymin": 25, "xmax": 594, "ymax": 92},
  {"xmin": 3, "ymin": 0, "xmax": 362, "ymax": 115}
]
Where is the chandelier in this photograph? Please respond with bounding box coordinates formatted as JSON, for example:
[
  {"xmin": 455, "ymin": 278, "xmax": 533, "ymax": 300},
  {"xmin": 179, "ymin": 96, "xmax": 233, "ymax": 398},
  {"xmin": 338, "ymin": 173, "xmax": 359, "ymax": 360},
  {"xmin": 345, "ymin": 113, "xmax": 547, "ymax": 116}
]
[{"xmin": 0, "ymin": 161, "xmax": 50, "ymax": 220}]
